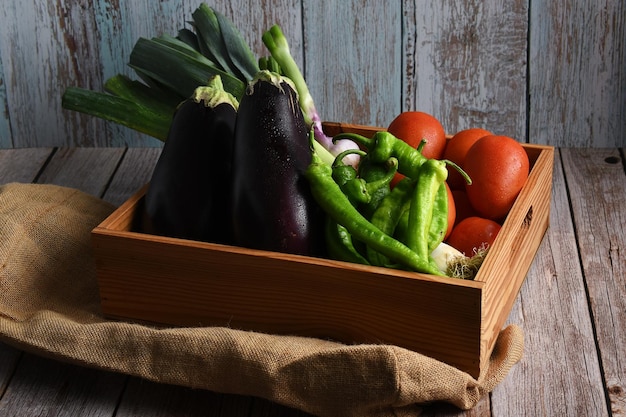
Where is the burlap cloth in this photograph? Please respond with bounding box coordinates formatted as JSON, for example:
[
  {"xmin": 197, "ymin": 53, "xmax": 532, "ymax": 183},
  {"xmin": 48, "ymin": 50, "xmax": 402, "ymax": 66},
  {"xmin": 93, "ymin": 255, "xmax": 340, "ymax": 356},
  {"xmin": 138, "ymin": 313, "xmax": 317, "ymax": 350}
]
[{"xmin": 0, "ymin": 182, "xmax": 523, "ymax": 416}]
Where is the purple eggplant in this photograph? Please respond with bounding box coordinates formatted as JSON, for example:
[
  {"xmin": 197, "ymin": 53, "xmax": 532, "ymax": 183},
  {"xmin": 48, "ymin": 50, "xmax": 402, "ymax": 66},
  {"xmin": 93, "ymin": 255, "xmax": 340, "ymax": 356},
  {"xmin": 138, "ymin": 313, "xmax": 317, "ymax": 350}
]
[
  {"xmin": 140, "ymin": 76, "xmax": 238, "ymax": 243},
  {"xmin": 231, "ymin": 70, "xmax": 323, "ymax": 256}
]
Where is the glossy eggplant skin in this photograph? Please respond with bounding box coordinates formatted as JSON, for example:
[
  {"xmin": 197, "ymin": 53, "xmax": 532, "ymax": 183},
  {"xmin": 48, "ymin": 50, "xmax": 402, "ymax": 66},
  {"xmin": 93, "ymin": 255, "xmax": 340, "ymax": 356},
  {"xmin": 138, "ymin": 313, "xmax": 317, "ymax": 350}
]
[
  {"xmin": 141, "ymin": 95, "xmax": 237, "ymax": 244},
  {"xmin": 231, "ymin": 72, "xmax": 324, "ymax": 256}
]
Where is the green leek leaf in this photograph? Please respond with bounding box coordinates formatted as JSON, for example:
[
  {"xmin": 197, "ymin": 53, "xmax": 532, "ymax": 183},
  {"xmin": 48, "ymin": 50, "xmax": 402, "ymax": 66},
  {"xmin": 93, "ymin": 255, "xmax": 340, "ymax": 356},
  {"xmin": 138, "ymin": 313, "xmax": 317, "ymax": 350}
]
[
  {"xmin": 214, "ymin": 9, "xmax": 259, "ymax": 81},
  {"xmin": 104, "ymin": 74, "xmax": 182, "ymax": 112},
  {"xmin": 176, "ymin": 28, "xmax": 201, "ymax": 52},
  {"xmin": 191, "ymin": 4, "xmax": 234, "ymax": 74},
  {"xmin": 61, "ymin": 87, "xmax": 174, "ymax": 141},
  {"xmin": 129, "ymin": 37, "xmax": 245, "ymax": 100}
]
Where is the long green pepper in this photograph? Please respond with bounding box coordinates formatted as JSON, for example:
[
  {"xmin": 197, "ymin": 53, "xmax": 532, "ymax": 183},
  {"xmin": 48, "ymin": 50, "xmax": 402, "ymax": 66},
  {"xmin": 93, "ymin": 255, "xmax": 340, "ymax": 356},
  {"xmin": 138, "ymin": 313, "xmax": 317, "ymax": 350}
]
[
  {"xmin": 305, "ymin": 152, "xmax": 444, "ymax": 276},
  {"xmin": 427, "ymin": 183, "xmax": 449, "ymax": 252},
  {"xmin": 366, "ymin": 178, "xmax": 415, "ymax": 267},
  {"xmin": 406, "ymin": 159, "xmax": 449, "ymax": 262},
  {"xmin": 331, "ymin": 149, "xmax": 371, "ymax": 206},
  {"xmin": 357, "ymin": 153, "xmax": 399, "ymax": 218},
  {"xmin": 332, "ymin": 149, "xmax": 366, "ymax": 186},
  {"xmin": 324, "ymin": 216, "xmax": 370, "ymax": 265},
  {"xmin": 395, "ymin": 182, "xmax": 448, "ymax": 253}
]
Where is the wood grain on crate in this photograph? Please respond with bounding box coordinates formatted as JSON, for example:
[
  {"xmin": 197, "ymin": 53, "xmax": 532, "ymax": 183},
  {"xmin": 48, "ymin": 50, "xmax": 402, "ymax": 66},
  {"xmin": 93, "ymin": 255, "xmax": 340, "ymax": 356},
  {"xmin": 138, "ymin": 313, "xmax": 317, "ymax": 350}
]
[
  {"xmin": 476, "ymin": 143, "xmax": 554, "ymax": 373},
  {"xmin": 94, "ymin": 194, "xmax": 486, "ymax": 376}
]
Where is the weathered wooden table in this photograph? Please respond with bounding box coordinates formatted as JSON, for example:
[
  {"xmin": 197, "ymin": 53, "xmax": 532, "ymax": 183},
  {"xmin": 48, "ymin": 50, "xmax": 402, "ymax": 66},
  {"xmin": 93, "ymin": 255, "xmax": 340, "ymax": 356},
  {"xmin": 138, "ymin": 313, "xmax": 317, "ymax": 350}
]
[{"xmin": 0, "ymin": 147, "xmax": 623, "ymax": 416}]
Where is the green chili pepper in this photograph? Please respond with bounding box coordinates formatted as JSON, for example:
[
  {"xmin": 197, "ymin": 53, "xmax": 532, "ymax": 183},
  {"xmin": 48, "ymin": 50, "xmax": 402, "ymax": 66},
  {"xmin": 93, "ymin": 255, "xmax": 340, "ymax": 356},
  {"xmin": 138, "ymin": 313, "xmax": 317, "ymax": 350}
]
[
  {"xmin": 394, "ymin": 207, "xmax": 410, "ymax": 244},
  {"xmin": 332, "ymin": 149, "xmax": 365, "ymax": 186},
  {"xmin": 332, "ymin": 149, "xmax": 371, "ymax": 206},
  {"xmin": 325, "ymin": 216, "xmax": 370, "ymax": 265},
  {"xmin": 406, "ymin": 158, "xmax": 448, "ymax": 261},
  {"xmin": 305, "ymin": 152, "xmax": 443, "ymax": 276},
  {"xmin": 395, "ymin": 182, "xmax": 448, "ymax": 253},
  {"xmin": 342, "ymin": 179, "xmax": 371, "ymax": 206},
  {"xmin": 334, "ymin": 131, "xmax": 427, "ymax": 180},
  {"xmin": 366, "ymin": 178, "xmax": 414, "ymax": 266},
  {"xmin": 427, "ymin": 183, "xmax": 448, "ymax": 252},
  {"xmin": 357, "ymin": 155, "xmax": 399, "ymax": 218}
]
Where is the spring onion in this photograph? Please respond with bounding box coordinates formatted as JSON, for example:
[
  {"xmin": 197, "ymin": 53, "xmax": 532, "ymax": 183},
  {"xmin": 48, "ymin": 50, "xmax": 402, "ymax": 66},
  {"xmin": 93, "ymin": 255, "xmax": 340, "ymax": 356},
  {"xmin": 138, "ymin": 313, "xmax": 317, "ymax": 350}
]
[{"xmin": 262, "ymin": 25, "xmax": 361, "ymax": 167}]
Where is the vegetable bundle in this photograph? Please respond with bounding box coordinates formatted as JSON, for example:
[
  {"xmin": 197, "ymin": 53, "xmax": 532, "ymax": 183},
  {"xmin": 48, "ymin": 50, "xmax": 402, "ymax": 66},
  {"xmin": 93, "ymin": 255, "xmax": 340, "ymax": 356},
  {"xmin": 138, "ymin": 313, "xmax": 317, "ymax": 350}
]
[
  {"xmin": 61, "ymin": 3, "xmax": 359, "ymax": 165},
  {"xmin": 62, "ymin": 3, "xmax": 470, "ymax": 276},
  {"xmin": 62, "ymin": 4, "xmax": 257, "ymax": 141}
]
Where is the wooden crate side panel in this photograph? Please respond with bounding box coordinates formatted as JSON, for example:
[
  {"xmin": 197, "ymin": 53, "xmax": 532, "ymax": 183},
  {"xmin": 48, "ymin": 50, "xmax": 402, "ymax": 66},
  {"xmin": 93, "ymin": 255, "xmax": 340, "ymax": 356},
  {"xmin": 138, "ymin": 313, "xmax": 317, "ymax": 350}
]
[
  {"xmin": 476, "ymin": 146, "xmax": 554, "ymax": 371},
  {"xmin": 494, "ymin": 149, "xmax": 609, "ymax": 416},
  {"xmin": 96, "ymin": 183, "xmax": 148, "ymax": 231},
  {"xmin": 93, "ymin": 228, "xmax": 484, "ymax": 376},
  {"xmin": 321, "ymin": 122, "xmax": 383, "ymax": 139}
]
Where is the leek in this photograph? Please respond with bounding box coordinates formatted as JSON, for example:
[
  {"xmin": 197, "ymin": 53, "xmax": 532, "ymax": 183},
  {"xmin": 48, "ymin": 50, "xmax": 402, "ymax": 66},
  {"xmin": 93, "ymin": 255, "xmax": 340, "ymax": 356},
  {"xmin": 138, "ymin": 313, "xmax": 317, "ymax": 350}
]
[
  {"xmin": 61, "ymin": 87, "xmax": 173, "ymax": 141},
  {"xmin": 129, "ymin": 37, "xmax": 245, "ymax": 100},
  {"xmin": 61, "ymin": 3, "xmax": 255, "ymax": 142}
]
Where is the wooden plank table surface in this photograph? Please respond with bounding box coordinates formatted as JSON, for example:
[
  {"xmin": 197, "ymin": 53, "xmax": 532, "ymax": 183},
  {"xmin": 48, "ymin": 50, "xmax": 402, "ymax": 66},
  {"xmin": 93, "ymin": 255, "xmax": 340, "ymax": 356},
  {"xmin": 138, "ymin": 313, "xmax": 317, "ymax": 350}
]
[{"xmin": 0, "ymin": 147, "xmax": 624, "ymax": 416}]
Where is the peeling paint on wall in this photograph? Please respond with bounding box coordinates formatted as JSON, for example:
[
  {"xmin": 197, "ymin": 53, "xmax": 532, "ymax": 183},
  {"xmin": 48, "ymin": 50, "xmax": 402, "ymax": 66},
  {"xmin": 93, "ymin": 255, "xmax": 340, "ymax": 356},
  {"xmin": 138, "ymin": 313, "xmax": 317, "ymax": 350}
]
[{"xmin": 0, "ymin": 0, "xmax": 623, "ymax": 148}]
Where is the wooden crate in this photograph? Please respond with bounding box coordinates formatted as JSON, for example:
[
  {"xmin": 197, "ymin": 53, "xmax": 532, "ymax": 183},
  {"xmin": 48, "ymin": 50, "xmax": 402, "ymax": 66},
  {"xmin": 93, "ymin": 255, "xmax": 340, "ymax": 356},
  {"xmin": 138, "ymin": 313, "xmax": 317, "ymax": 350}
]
[{"xmin": 92, "ymin": 122, "xmax": 554, "ymax": 378}]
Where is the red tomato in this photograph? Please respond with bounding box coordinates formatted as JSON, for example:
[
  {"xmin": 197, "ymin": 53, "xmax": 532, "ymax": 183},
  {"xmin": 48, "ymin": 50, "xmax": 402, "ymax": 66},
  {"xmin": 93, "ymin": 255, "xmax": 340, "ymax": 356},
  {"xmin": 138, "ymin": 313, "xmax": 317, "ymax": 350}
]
[
  {"xmin": 387, "ymin": 111, "xmax": 447, "ymax": 187},
  {"xmin": 463, "ymin": 135, "xmax": 530, "ymax": 221},
  {"xmin": 387, "ymin": 111, "xmax": 447, "ymax": 159},
  {"xmin": 446, "ymin": 216, "xmax": 502, "ymax": 257},
  {"xmin": 444, "ymin": 128, "xmax": 492, "ymax": 190}
]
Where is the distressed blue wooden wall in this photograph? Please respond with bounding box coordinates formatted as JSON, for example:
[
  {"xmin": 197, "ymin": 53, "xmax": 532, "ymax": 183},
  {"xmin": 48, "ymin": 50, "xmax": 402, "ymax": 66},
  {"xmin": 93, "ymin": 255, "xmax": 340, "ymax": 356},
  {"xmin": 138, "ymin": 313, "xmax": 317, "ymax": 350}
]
[{"xmin": 0, "ymin": 0, "xmax": 624, "ymax": 148}]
